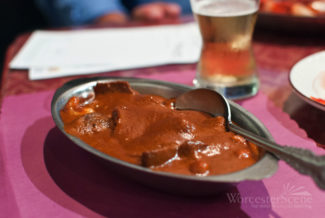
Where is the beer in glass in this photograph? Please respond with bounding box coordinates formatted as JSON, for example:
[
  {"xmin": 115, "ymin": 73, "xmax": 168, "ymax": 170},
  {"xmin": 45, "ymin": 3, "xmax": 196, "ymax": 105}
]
[{"xmin": 190, "ymin": 0, "xmax": 259, "ymax": 99}]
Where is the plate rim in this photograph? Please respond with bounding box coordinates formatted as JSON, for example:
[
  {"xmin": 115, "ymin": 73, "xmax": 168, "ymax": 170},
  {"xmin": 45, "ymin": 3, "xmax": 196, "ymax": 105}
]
[{"xmin": 289, "ymin": 50, "xmax": 325, "ymax": 111}]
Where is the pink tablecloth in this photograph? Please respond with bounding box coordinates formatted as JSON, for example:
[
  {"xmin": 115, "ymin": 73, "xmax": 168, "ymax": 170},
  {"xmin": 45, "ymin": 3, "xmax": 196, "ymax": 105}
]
[{"xmin": 1, "ymin": 70, "xmax": 325, "ymax": 218}]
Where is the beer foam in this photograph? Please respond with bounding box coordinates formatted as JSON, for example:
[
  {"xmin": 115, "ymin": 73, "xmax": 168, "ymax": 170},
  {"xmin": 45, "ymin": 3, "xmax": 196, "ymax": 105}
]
[{"xmin": 192, "ymin": 0, "xmax": 258, "ymax": 17}]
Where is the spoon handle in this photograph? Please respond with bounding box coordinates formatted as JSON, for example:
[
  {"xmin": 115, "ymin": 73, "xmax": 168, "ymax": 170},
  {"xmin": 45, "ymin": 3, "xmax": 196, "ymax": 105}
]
[{"xmin": 229, "ymin": 123, "xmax": 325, "ymax": 190}]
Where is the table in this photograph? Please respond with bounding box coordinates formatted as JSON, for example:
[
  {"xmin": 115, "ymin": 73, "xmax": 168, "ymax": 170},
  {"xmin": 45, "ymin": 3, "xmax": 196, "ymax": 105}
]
[{"xmin": 1, "ymin": 22, "xmax": 325, "ymax": 218}]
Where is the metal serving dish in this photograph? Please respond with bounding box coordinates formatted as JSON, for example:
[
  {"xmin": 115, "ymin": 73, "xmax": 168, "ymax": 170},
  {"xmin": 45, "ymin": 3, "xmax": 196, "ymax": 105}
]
[{"xmin": 51, "ymin": 77, "xmax": 278, "ymax": 195}]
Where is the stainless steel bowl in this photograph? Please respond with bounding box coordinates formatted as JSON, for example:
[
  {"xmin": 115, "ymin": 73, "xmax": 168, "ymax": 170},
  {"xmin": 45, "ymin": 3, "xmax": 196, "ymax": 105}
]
[{"xmin": 51, "ymin": 77, "xmax": 278, "ymax": 195}]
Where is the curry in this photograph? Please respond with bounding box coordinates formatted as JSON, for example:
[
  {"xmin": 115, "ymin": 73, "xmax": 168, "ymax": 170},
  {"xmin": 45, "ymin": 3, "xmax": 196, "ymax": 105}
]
[{"xmin": 60, "ymin": 81, "xmax": 261, "ymax": 176}]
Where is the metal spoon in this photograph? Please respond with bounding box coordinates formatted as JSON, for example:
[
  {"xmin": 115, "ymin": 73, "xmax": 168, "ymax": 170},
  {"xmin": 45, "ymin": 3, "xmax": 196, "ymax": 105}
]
[{"xmin": 175, "ymin": 88, "xmax": 325, "ymax": 190}]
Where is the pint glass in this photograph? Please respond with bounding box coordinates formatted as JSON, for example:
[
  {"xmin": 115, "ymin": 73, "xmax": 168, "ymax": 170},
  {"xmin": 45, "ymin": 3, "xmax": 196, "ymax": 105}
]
[{"xmin": 190, "ymin": 0, "xmax": 260, "ymax": 99}]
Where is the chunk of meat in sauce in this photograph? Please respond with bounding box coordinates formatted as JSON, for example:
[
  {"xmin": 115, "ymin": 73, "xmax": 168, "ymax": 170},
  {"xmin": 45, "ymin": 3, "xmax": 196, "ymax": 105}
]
[
  {"xmin": 65, "ymin": 112, "xmax": 112, "ymax": 135},
  {"xmin": 94, "ymin": 81, "xmax": 136, "ymax": 94},
  {"xmin": 141, "ymin": 147, "xmax": 178, "ymax": 167},
  {"xmin": 110, "ymin": 100, "xmax": 206, "ymax": 153},
  {"xmin": 178, "ymin": 141, "xmax": 207, "ymax": 159}
]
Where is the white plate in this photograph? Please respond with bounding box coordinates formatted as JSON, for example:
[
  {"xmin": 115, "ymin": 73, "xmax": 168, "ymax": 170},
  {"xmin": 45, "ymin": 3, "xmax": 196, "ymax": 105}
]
[{"xmin": 290, "ymin": 51, "xmax": 325, "ymax": 110}]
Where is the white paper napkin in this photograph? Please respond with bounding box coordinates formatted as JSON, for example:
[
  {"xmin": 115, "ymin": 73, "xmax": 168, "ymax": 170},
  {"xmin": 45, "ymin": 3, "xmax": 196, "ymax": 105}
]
[{"xmin": 9, "ymin": 23, "xmax": 201, "ymax": 80}]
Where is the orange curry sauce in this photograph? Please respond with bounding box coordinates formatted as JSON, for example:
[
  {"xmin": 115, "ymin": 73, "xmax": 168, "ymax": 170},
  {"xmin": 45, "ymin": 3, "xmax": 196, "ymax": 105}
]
[{"xmin": 60, "ymin": 81, "xmax": 261, "ymax": 176}]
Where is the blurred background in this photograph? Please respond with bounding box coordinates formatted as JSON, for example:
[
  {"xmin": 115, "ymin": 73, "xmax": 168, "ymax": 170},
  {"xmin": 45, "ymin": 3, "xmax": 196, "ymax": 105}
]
[
  {"xmin": 0, "ymin": 0, "xmax": 47, "ymax": 72},
  {"xmin": 1, "ymin": 0, "xmax": 324, "ymax": 76}
]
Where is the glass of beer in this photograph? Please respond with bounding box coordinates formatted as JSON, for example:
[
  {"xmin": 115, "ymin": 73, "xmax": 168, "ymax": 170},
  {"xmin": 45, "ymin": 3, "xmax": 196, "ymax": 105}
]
[{"xmin": 190, "ymin": 0, "xmax": 260, "ymax": 99}]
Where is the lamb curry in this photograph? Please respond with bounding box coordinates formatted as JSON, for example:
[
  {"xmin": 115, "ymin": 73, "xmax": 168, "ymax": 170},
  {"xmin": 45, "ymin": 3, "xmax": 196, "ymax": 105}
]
[{"xmin": 60, "ymin": 81, "xmax": 261, "ymax": 176}]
